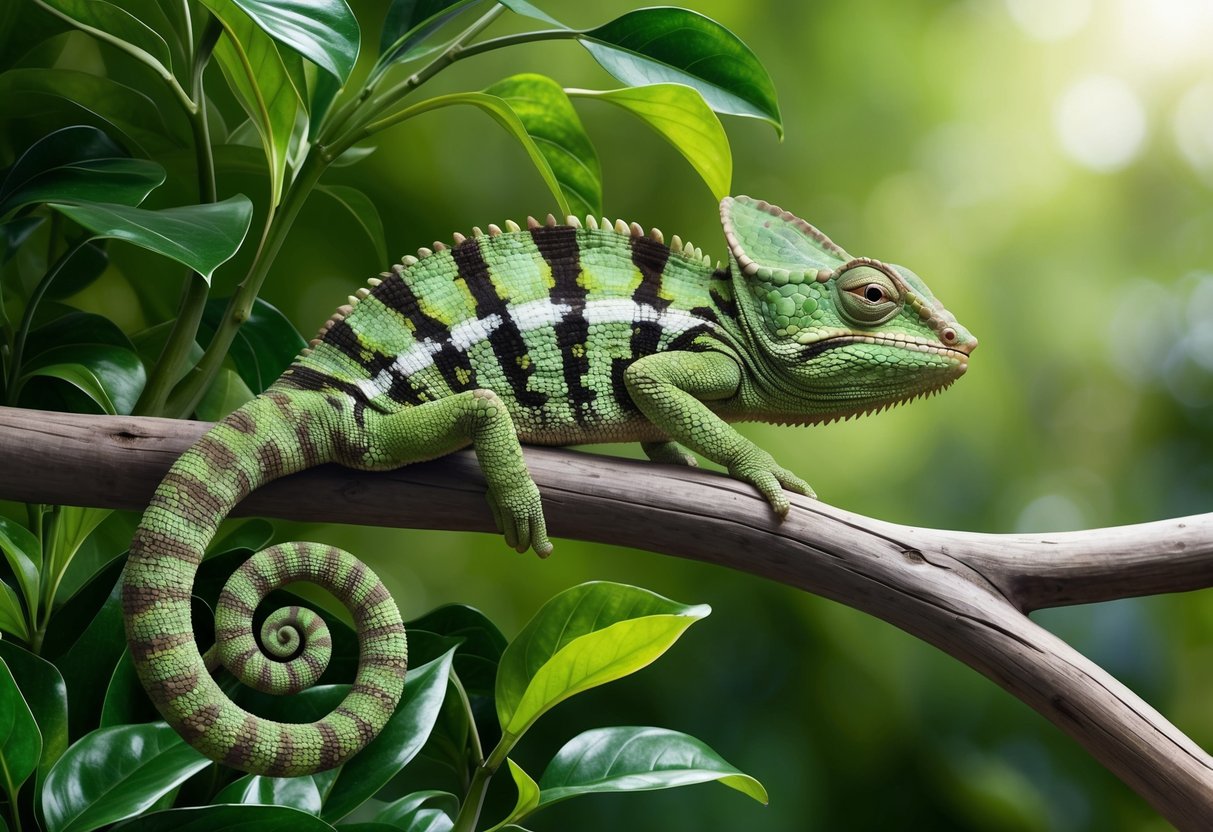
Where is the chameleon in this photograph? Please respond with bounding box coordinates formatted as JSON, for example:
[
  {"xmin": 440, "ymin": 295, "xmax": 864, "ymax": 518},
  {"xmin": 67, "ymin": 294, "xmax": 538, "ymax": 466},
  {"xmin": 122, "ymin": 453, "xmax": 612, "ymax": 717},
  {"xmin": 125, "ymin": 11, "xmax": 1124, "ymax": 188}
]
[{"xmin": 122, "ymin": 195, "xmax": 976, "ymax": 775}]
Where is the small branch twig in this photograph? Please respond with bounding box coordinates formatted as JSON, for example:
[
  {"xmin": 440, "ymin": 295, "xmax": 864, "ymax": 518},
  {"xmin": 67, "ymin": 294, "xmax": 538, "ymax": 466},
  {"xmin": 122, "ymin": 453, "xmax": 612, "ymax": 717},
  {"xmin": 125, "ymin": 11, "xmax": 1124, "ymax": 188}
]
[{"xmin": 1, "ymin": 407, "xmax": 1211, "ymax": 828}]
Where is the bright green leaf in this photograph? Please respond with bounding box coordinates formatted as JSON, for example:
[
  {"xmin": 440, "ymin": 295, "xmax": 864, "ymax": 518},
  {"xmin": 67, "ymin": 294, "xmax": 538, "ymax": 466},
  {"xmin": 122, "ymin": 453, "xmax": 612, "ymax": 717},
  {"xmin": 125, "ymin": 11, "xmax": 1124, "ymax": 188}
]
[
  {"xmin": 41, "ymin": 723, "xmax": 210, "ymax": 832},
  {"xmin": 115, "ymin": 804, "xmax": 339, "ymax": 832},
  {"xmin": 580, "ymin": 8, "xmax": 782, "ymax": 136},
  {"xmin": 0, "ymin": 642, "xmax": 68, "ymax": 783},
  {"xmin": 213, "ymin": 773, "xmax": 324, "ymax": 815},
  {"xmin": 484, "ymin": 759, "xmax": 539, "ymax": 832},
  {"xmin": 47, "ymin": 195, "xmax": 254, "ymax": 281},
  {"xmin": 19, "ymin": 344, "xmax": 146, "ymax": 415},
  {"xmin": 319, "ymin": 184, "xmax": 388, "ymax": 266},
  {"xmin": 320, "ymin": 649, "xmax": 456, "ymax": 821},
  {"xmin": 538, "ymin": 726, "xmax": 767, "ymax": 806},
  {"xmin": 229, "ymin": 0, "xmax": 359, "ymax": 83},
  {"xmin": 203, "ymin": 0, "xmax": 301, "ymax": 206},
  {"xmin": 0, "ymin": 517, "xmax": 40, "ymax": 621},
  {"xmin": 483, "ymin": 74, "xmax": 601, "ymax": 218},
  {"xmin": 495, "ymin": 582, "xmax": 709, "ymax": 738},
  {"xmin": 0, "ymin": 657, "xmax": 41, "ymax": 808},
  {"xmin": 569, "ymin": 84, "xmax": 731, "ymax": 200},
  {"xmin": 0, "ymin": 583, "xmax": 28, "ymax": 642}
]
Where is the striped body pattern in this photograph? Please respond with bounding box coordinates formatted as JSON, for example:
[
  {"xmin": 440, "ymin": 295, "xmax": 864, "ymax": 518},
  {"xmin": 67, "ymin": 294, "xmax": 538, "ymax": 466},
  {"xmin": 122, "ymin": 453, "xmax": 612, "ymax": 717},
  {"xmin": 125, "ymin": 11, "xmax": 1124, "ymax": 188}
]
[{"xmin": 122, "ymin": 196, "xmax": 978, "ymax": 775}]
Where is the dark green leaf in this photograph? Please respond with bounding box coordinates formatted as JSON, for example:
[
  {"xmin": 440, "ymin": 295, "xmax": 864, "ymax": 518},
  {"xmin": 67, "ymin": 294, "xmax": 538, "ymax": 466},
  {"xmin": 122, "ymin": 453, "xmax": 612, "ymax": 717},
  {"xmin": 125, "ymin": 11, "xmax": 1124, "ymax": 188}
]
[
  {"xmin": 376, "ymin": 0, "xmax": 483, "ymax": 70},
  {"xmin": 320, "ymin": 649, "xmax": 455, "ymax": 821},
  {"xmin": 319, "ymin": 185, "xmax": 387, "ymax": 266},
  {"xmin": 18, "ymin": 343, "xmax": 146, "ymax": 415},
  {"xmin": 44, "ymin": 241, "xmax": 109, "ymax": 299},
  {"xmin": 496, "ymin": 0, "xmax": 560, "ymax": 27},
  {"xmin": 51, "ymin": 511, "xmax": 138, "ymax": 610},
  {"xmin": 200, "ymin": 296, "xmax": 306, "ymax": 393},
  {"xmin": 483, "ymin": 74, "xmax": 601, "ymax": 218},
  {"xmin": 110, "ymin": 804, "xmax": 338, "ymax": 832},
  {"xmin": 203, "ymin": 0, "xmax": 301, "ymax": 206},
  {"xmin": 29, "ymin": 0, "xmax": 174, "ymax": 76},
  {"xmin": 229, "ymin": 0, "xmax": 358, "ymax": 83},
  {"xmin": 376, "ymin": 790, "xmax": 458, "ymax": 830},
  {"xmin": 47, "ymin": 195, "xmax": 254, "ymax": 281},
  {"xmin": 537, "ymin": 726, "xmax": 767, "ymax": 806},
  {"xmin": 0, "ymin": 642, "xmax": 68, "ymax": 783},
  {"xmin": 99, "ymin": 649, "xmax": 157, "ymax": 728},
  {"xmin": 581, "ymin": 8, "xmax": 782, "ymax": 136},
  {"xmin": 0, "ymin": 217, "xmax": 44, "ymax": 265},
  {"xmin": 0, "ymin": 516, "xmax": 40, "ymax": 622},
  {"xmin": 0, "ymin": 68, "xmax": 186, "ymax": 155},
  {"xmin": 0, "ymin": 656, "xmax": 41, "ymax": 805},
  {"xmin": 23, "ymin": 311, "xmax": 132, "ymax": 363},
  {"xmin": 569, "ymin": 84, "xmax": 731, "ymax": 200},
  {"xmin": 213, "ymin": 773, "xmax": 324, "ymax": 814},
  {"xmin": 0, "ymin": 125, "xmax": 162, "ymax": 217},
  {"xmin": 406, "ymin": 604, "xmax": 505, "ymax": 698},
  {"xmin": 495, "ymin": 582, "xmax": 709, "ymax": 739},
  {"xmin": 51, "ymin": 567, "xmax": 125, "ymax": 737},
  {"xmin": 206, "ymin": 520, "xmax": 274, "ymax": 560},
  {"xmin": 41, "ymin": 723, "xmax": 210, "ymax": 832}
]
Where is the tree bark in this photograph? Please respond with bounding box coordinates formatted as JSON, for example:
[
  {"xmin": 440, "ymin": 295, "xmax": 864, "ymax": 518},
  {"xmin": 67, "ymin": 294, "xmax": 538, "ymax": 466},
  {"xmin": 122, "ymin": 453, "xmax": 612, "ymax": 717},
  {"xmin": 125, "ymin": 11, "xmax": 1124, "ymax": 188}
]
[{"xmin": 1, "ymin": 406, "xmax": 1211, "ymax": 827}]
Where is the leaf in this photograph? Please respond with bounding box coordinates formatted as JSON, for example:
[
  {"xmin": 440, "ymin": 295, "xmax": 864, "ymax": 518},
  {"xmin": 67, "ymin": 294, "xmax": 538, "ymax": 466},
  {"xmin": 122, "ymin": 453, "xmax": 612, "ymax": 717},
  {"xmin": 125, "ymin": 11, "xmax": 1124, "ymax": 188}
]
[
  {"xmin": 495, "ymin": 582, "xmax": 709, "ymax": 739},
  {"xmin": 0, "ymin": 656, "xmax": 41, "ymax": 807},
  {"xmin": 41, "ymin": 723, "xmax": 210, "ymax": 832},
  {"xmin": 200, "ymin": 297, "xmax": 306, "ymax": 394},
  {"xmin": 406, "ymin": 604, "xmax": 506, "ymax": 698},
  {"xmin": 114, "ymin": 804, "xmax": 339, "ymax": 832},
  {"xmin": 30, "ymin": 0, "xmax": 174, "ymax": 77},
  {"xmin": 537, "ymin": 726, "xmax": 767, "ymax": 806},
  {"xmin": 375, "ymin": 0, "xmax": 483, "ymax": 71},
  {"xmin": 0, "ymin": 582, "xmax": 28, "ymax": 642},
  {"xmin": 228, "ymin": 0, "xmax": 358, "ymax": 83},
  {"xmin": 569, "ymin": 84, "xmax": 731, "ymax": 200},
  {"xmin": 213, "ymin": 773, "xmax": 324, "ymax": 815},
  {"xmin": 0, "ymin": 516, "xmax": 40, "ymax": 622},
  {"xmin": 47, "ymin": 195, "xmax": 254, "ymax": 281},
  {"xmin": 0, "ymin": 125, "xmax": 163, "ymax": 217},
  {"xmin": 194, "ymin": 366, "xmax": 254, "ymax": 421},
  {"xmin": 0, "ymin": 217, "xmax": 44, "ymax": 265},
  {"xmin": 203, "ymin": 0, "xmax": 301, "ymax": 206},
  {"xmin": 482, "ymin": 74, "xmax": 601, "ymax": 218},
  {"xmin": 50, "ymin": 567, "xmax": 126, "ymax": 737},
  {"xmin": 18, "ymin": 343, "xmax": 146, "ymax": 415},
  {"xmin": 375, "ymin": 790, "xmax": 458, "ymax": 831},
  {"xmin": 318, "ymin": 185, "xmax": 387, "ymax": 266},
  {"xmin": 320, "ymin": 649, "xmax": 455, "ymax": 822},
  {"xmin": 580, "ymin": 8, "xmax": 782, "ymax": 137},
  {"xmin": 0, "ymin": 641, "xmax": 68, "ymax": 783},
  {"xmin": 99, "ymin": 649, "xmax": 157, "ymax": 728},
  {"xmin": 496, "ymin": 0, "xmax": 560, "ymax": 27},
  {"xmin": 0, "ymin": 68, "xmax": 186, "ymax": 155},
  {"xmin": 484, "ymin": 759, "xmax": 539, "ymax": 832}
]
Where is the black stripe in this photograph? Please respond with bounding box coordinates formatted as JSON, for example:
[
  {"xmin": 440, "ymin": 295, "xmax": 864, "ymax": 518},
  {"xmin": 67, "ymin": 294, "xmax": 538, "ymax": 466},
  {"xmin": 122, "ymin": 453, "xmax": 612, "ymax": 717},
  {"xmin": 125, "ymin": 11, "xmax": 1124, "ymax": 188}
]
[
  {"xmin": 532, "ymin": 226, "xmax": 596, "ymax": 422},
  {"xmin": 383, "ymin": 369, "xmax": 427, "ymax": 405},
  {"xmin": 689, "ymin": 306, "xmax": 720, "ymax": 325},
  {"xmin": 667, "ymin": 324, "xmax": 715, "ymax": 353},
  {"xmin": 630, "ymin": 236, "xmax": 672, "ymax": 310},
  {"xmin": 709, "ymin": 266, "xmax": 739, "ymax": 320},
  {"xmin": 374, "ymin": 275, "xmax": 476, "ymax": 393},
  {"xmin": 798, "ymin": 338, "xmax": 851, "ymax": 361},
  {"xmin": 277, "ymin": 364, "xmax": 374, "ymax": 427},
  {"xmin": 452, "ymin": 239, "xmax": 547, "ymax": 408}
]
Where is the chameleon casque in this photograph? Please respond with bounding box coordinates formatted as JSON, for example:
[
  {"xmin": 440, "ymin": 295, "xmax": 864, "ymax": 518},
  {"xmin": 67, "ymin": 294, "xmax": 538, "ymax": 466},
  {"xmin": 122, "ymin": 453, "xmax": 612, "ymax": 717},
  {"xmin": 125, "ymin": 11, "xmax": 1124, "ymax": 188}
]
[{"xmin": 122, "ymin": 195, "xmax": 977, "ymax": 776}]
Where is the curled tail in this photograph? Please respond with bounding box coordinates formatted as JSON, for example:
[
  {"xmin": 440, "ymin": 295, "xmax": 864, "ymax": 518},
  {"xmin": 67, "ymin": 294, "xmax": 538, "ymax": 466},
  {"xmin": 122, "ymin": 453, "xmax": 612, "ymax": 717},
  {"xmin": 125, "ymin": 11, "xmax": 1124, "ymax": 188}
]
[{"xmin": 122, "ymin": 391, "xmax": 408, "ymax": 775}]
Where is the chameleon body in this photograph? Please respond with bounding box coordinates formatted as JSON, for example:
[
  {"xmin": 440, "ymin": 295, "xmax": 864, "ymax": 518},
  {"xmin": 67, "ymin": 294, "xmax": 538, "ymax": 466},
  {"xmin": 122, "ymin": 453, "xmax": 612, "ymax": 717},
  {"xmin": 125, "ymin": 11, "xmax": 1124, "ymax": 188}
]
[{"xmin": 122, "ymin": 196, "xmax": 976, "ymax": 775}]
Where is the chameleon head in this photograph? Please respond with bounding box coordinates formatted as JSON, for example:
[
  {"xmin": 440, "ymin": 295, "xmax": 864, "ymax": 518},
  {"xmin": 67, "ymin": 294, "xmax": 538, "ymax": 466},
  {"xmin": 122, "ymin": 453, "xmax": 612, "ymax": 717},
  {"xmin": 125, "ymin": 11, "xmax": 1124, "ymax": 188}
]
[{"xmin": 719, "ymin": 196, "xmax": 977, "ymax": 414}]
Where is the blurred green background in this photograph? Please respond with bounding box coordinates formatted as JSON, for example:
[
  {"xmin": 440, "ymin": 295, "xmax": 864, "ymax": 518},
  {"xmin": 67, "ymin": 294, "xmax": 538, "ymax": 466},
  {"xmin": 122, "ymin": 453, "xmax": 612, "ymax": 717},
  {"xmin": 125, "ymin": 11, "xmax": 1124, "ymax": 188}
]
[{"xmin": 8, "ymin": 0, "xmax": 1213, "ymax": 829}]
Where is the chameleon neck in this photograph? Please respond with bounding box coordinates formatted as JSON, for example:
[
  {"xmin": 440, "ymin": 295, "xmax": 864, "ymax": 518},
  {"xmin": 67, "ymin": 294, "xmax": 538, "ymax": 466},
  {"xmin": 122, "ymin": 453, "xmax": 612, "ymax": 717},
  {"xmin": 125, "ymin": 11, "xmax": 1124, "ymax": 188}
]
[{"xmin": 121, "ymin": 391, "xmax": 407, "ymax": 775}]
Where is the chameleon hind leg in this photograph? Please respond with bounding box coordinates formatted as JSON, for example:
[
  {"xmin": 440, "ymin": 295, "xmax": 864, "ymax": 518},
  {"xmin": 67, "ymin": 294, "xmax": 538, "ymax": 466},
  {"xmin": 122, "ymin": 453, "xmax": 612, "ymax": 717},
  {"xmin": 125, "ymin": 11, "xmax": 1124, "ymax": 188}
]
[
  {"xmin": 625, "ymin": 350, "xmax": 815, "ymax": 515},
  {"xmin": 353, "ymin": 389, "xmax": 551, "ymax": 556}
]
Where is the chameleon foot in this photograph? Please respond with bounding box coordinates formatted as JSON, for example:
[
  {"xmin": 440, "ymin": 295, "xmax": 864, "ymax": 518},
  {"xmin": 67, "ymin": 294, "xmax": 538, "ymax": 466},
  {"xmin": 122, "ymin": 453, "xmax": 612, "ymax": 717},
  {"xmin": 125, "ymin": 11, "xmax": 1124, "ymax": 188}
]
[
  {"xmin": 487, "ymin": 477, "xmax": 552, "ymax": 557},
  {"xmin": 728, "ymin": 448, "xmax": 815, "ymax": 517},
  {"xmin": 641, "ymin": 440, "xmax": 699, "ymax": 468}
]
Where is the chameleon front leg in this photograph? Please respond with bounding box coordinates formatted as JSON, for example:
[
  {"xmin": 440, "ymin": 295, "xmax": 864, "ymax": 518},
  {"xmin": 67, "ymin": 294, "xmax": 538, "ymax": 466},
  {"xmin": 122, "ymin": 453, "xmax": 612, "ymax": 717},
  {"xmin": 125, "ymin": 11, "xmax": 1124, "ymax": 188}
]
[
  {"xmin": 625, "ymin": 351, "xmax": 815, "ymax": 516},
  {"xmin": 641, "ymin": 440, "xmax": 699, "ymax": 468},
  {"xmin": 357, "ymin": 389, "xmax": 551, "ymax": 556}
]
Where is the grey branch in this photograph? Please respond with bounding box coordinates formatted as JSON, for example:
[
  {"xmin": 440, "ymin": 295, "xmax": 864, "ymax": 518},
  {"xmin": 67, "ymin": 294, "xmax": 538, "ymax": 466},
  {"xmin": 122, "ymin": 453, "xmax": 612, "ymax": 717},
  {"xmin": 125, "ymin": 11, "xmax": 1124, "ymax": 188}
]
[{"xmin": 1, "ymin": 406, "xmax": 1211, "ymax": 828}]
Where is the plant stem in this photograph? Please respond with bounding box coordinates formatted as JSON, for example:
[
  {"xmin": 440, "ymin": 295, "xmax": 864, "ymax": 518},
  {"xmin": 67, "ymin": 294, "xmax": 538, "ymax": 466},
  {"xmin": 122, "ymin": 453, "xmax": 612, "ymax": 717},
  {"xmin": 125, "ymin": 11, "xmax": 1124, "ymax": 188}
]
[
  {"xmin": 135, "ymin": 19, "xmax": 221, "ymax": 418},
  {"xmin": 165, "ymin": 152, "xmax": 326, "ymax": 416},
  {"xmin": 451, "ymin": 732, "xmax": 515, "ymax": 832}
]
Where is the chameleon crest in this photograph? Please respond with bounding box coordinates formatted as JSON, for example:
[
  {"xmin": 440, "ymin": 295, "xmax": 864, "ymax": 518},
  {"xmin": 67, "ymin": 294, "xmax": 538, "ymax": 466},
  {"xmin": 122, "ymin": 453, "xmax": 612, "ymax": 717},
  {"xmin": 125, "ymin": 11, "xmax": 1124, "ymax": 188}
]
[{"xmin": 123, "ymin": 196, "xmax": 976, "ymax": 775}]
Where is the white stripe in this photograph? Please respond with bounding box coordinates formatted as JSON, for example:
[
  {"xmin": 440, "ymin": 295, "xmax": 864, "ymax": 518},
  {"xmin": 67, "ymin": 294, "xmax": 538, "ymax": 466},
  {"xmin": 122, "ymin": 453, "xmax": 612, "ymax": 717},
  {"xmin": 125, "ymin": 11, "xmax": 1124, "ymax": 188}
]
[
  {"xmin": 450, "ymin": 313, "xmax": 501, "ymax": 350},
  {"xmin": 509, "ymin": 297, "xmax": 571, "ymax": 330}
]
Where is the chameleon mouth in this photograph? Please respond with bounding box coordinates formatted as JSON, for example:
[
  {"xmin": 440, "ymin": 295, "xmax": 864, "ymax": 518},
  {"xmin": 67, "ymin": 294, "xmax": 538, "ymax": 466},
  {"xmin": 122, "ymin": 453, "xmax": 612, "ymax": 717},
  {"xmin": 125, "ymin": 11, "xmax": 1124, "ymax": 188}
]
[{"xmin": 798, "ymin": 334, "xmax": 973, "ymax": 369}]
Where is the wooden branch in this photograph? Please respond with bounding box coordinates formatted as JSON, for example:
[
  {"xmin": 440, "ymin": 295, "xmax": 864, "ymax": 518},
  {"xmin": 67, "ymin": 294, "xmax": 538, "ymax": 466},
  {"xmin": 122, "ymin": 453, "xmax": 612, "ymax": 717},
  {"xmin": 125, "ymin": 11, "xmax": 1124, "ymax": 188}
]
[{"xmin": 2, "ymin": 406, "xmax": 1212, "ymax": 828}]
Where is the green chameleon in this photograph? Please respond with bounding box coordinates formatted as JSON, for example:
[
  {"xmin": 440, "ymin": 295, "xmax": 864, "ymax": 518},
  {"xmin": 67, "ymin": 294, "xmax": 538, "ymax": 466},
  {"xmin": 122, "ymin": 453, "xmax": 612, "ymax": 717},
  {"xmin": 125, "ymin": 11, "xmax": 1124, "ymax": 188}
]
[{"xmin": 122, "ymin": 195, "xmax": 976, "ymax": 775}]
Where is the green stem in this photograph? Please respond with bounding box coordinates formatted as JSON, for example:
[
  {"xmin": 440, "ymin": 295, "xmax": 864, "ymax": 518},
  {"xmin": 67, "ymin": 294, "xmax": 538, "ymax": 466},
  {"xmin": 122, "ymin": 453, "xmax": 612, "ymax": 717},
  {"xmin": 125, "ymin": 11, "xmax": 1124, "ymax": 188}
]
[
  {"xmin": 29, "ymin": 505, "xmax": 60, "ymax": 654},
  {"xmin": 451, "ymin": 732, "xmax": 515, "ymax": 832},
  {"xmin": 5, "ymin": 239, "xmax": 90, "ymax": 406},
  {"xmin": 165, "ymin": 152, "xmax": 326, "ymax": 416},
  {"xmin": 135, "ymin": 18, "xmax": 222, "ymax": 417}
]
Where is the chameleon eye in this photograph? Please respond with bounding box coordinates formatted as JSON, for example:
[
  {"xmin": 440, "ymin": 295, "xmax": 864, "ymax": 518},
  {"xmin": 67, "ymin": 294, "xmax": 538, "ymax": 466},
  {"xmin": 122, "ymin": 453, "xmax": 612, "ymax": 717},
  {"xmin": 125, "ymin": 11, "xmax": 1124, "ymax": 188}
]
[{"xmin": 834, "ymin": 262, "xmax": 903, "ymax": 326}]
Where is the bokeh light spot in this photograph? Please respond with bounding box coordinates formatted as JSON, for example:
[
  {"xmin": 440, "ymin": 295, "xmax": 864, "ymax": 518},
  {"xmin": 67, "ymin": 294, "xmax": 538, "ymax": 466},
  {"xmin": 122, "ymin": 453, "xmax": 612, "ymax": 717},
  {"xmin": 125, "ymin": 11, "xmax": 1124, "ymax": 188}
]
[
  {"xmin": 1006, "ymin": 0, "xmax": 1091, "ymax": 41},
  {"xmin": 1053, "ymin": 75, "xmax": 1146, "ymax": 172},
  {"xmin": 1174, "ymin": 79, "xmax": 1213, "ymax": 183}
]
